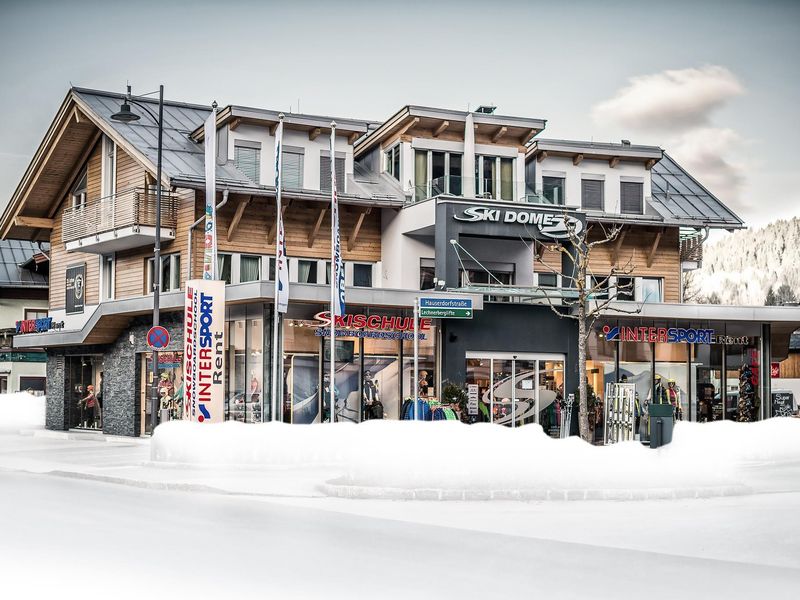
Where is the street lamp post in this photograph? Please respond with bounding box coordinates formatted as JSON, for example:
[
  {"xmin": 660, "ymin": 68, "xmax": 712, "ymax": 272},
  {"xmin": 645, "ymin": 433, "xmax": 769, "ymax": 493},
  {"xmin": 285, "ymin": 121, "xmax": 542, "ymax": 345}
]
[{"xmin": 112, "ymin": 84, "xmax": 164, "ymax": 435}]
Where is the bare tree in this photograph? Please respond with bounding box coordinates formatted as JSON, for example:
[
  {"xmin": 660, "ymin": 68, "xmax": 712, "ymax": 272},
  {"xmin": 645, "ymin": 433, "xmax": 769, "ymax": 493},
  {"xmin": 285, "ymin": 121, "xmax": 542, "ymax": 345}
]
[
  {"xmin": 682, "ymin": 270, "xmax": 703, "ymax": 303},
  {"xmin": 531, "ymin": 219, "xmax": 641, "ymax": 442}
]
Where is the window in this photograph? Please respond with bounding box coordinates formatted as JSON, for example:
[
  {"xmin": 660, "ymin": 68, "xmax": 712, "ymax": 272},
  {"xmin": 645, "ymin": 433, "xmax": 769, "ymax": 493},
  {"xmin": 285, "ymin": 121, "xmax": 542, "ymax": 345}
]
[
  {"xmin": 385, "ymin": 145, "xmax": 400, "ymax": 180},
  {"xmin": 542, "ymin": 176, "xmax": 565, "ymax": 205},
  {"xmin": 581, "ymin": 179, "xmax": 604, "ymax": 211},
  {"xmin": 320, "ymin": 153, "xmax": 345, "ymax": 193},
  {"xmin": 449, "ymin": 153, "xmax": 462, "ymax": 196},
  {"xmin": 414, "ymin": 150, "xmax": 463, "ymax": 201},
  {"xmin": 234, "ymin": 142, "xmax": 261, "ymax": 183},
  {"xmin": 24, "ymin": 308, "xmax": 48, "ymax": 320},
  {"xmin": 621, "ymin": 181, "xmax": 644, "ymax": 214},
  {"xmin": 420, "ymin": 259, "xmax": 435, "ymax": 290},
  {"xmin": 589, "ymin": 275, "xmax": 609, "ymax": 300},
  {"xmin": 240, "ymin": 255, "xmax": 261, "ymax": 282},
  {"xmin": 414, "ymin": 149, "xmax": 428, "ymax": 201},
  {"xmin": 217, "ymin": 253, "xmax": 232, "ymax": 284},
  {"xmin": 100, "ymin": 254, "xmax": 114, "ymax": 301},
  {"xmin": 537, "ymin": 273, "xmax": 558, "ymax": 288},
  {"xmin": 431, "ymin": 151, "xmax": 446, "ymax": 196},
  {"xmin": 101, "ymin": 135, "xmax": 116, "ymax": 197},
  {"xmin": 500, "ymin": 158, "xmax": 513, "ymax": 201},
  {"xmin": 639, "ymin": 277, "xmax": 662, "ymax": 303},
  {"xmin": 475, "ymin": 156, "xmax": 497, "ymax": 198},
  {"xmin": 353, "ymin": 264, "xmax": 373, "ymax": 288},
  {"xmin": 71, "ymin": 169, "xmax": 87, "ymax": 208},
  {"xmin": 265, "ymin": 257, "xmax": 276, "ymax": 281},
  {"xmin": 297, "ymin": 259, "xmax": 317, "ymax": 284},
  {"xmin": 282, "ymin": 147, "xmax": 304, "ymax": 190},
  {"xmin": 615, "ymin": 277, "xmax": 635, "ymax": 302},
  {"xmin": 147, "ymin": 254, "xmax": 181, "ymax": 293}
]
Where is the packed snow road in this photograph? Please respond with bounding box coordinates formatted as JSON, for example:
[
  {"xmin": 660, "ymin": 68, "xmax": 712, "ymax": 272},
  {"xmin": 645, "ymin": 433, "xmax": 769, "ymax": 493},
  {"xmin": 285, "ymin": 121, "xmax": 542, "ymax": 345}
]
[{"xmin": 1, "ymin": 469, "xmax": 798, "ymax": 600}]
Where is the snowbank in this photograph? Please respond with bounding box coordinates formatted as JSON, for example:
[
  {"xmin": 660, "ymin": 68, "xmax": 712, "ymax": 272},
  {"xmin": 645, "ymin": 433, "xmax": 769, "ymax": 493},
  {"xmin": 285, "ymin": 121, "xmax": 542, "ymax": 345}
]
[
  {"xmin": 151, "ymin": 418, "xmax": 800, "ymax": 499},
  {"xmin": 0, "ymin": 392, "xmax": 46, "ymax": 432}
]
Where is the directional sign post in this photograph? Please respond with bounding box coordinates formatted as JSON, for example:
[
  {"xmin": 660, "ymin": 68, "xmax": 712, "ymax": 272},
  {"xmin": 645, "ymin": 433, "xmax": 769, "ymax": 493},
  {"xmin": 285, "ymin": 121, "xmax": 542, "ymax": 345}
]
[
  {"xmin": 418, "ymin": 297, "xmax": 473, "ymax": 319},
  {"xmin": 147, "ymin": 325, "xmax": 170, "ymax": 350}
]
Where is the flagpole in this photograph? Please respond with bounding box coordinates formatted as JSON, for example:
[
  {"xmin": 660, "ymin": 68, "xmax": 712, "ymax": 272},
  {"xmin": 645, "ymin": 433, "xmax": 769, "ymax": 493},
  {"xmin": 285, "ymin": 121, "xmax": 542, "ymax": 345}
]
[
  {"xmin": 329, "ymin": 122, "xmax": 337, "ymax": 424},
  {"xmin": 271, "ymin": 114, "xmax": 284, "ymax": 423}
]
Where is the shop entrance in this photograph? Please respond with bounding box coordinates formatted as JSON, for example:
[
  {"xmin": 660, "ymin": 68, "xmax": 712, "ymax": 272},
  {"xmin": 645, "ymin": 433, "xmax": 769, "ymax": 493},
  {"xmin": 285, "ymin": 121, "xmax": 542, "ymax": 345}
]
[
  {"xmin": 465, "ymin": 352, "xmax": 564, "ymax": 432},
  {"xmin": 139, "ymin": 351, "xmax": 184, "ymax": 435},
  {"xmin": 66, "ymin": 355, "xmax": 103, "ymax": 430}
]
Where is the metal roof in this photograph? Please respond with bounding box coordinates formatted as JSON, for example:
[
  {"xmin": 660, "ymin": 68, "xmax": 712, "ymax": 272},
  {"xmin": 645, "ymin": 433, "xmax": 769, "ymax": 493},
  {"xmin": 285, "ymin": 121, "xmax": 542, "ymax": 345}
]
[
  {"xmin": 649, "ymin": 153, "xmax": 744, "ymax": 229},
  {"xmin": 72, "ymin": 88, "xmax": 254, "ymax": 188},
  {"xmin": 0, "ymin": 240, "xmax": 49, "ymax": 288},
  {"xmin": 528, "ymin": 138, "xmax": 663, "ymax": 161}
]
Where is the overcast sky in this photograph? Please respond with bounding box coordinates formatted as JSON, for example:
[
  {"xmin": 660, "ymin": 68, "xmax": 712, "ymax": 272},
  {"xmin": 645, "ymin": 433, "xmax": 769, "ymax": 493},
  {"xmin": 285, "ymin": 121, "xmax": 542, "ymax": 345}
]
[{"xmin": 1, "ymin": 0, "xmax": 798, "ymax": 228}]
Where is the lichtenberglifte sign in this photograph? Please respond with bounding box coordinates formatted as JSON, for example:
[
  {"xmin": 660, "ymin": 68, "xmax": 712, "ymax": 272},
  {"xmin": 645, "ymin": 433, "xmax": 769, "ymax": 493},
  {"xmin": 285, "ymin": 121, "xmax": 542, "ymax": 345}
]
[
  {"xmin": 65, "ymin": 263, "xmax": 85, "ymax": 314},
  {"xmin": 183, "ymin": 279, "xmax": 225, "ymax": 423},
  {"xmin": 601, "ymin": 325, "xmax": 750, "ymax": 345},
  {"xmin": 313, "ymin": 311, "xmax": 431, "ymax": 340},
  {"xmin": 453, "ymin": 206, "xmax": 583, "ymax": 239}
]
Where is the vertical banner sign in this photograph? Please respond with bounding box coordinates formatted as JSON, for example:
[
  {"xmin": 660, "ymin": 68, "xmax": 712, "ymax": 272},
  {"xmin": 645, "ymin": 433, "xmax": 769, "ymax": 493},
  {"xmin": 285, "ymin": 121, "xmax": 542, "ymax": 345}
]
[
  {"xmin": 203, "ymin": 107, "xmax": 217, "ymax": 280},
  {"xmin": 330, "ymin": 129, "xmax": 345, "ymax": 317},
  {"xmin": 275, "ymin": 116, "xmax": 289, "ymax": 314},
  {"xmin": 65, "ymin": 263, "xmax": 86, "ymax": 314},
  {"xmin": 183, "ymin": 279, "xmax": 225, "ymax": 423}
]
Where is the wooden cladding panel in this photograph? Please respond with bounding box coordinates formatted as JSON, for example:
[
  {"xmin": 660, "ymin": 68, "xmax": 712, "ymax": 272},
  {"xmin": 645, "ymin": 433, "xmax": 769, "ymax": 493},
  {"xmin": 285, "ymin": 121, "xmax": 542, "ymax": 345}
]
[
  {"xmin": 115, "ymin": 147, "xmax": 146, "ymax": 191},
  {"xmin": 48, "ymin": 208, "xmax": 99, "ymax": 310},
  {"xmin": 586, "ymin": 226, "xmax": 680, "ymax": 303},
  {"xmin": 213, "ymin": 194, "xmax": 382, "ymax": 262},
  {"xmin": 85, "ymin": 145, "xmax": 101, "ymax": 200}
]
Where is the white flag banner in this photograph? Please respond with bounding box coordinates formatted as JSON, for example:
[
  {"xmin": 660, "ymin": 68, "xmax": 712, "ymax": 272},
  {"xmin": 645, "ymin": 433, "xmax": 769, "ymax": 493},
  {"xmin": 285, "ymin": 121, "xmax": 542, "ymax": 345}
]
[
  {"xmin": 330, "ymin": 131, "xmax": 345, "ymax": 317},
  {"xmin": 203, "ymin": 108, "xmax": 217, "ymax": 280},
  {"xmin": 275, "ymin": 118, "xmax": 289, "ymax": 313},
  {"xmin": 183, "ymin": 279, "xmax": 225, "ymax": 423}
]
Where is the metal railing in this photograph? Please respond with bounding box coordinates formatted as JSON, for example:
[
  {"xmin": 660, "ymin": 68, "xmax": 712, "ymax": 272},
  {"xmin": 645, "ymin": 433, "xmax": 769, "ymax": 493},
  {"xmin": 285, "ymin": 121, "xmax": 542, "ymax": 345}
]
[{"xmin": 62, "ymin": 187, "xmax": 179, "ymax": 243}]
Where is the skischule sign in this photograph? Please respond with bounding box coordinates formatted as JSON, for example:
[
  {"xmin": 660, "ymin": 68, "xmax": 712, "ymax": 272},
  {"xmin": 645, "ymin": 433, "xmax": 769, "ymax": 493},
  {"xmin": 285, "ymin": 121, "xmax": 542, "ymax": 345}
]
[{"xmin": 453, "ymin": 206, "xmax": 583, "ymax": 240}]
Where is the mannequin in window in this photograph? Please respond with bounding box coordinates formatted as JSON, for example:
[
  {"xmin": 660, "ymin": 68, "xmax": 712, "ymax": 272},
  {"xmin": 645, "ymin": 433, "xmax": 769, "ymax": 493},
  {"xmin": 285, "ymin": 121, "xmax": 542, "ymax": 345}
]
[
  {"xmin": 363, "ymin": 370, "xmax": 383, "ymax": 420},
  {"xmin": 418, "ymin": 370, "xmax": 430, "ymax": 398}
]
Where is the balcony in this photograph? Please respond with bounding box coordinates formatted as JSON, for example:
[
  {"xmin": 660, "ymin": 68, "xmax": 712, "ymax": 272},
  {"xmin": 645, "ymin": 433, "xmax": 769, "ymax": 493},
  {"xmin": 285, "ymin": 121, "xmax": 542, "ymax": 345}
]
[
  {"xmin": 62, "ymin": 188, "xmax": 178, "ymax": 253},
  {"xmin": 679, "ymin": 230, "xmax": 704, "ymax": 269}
]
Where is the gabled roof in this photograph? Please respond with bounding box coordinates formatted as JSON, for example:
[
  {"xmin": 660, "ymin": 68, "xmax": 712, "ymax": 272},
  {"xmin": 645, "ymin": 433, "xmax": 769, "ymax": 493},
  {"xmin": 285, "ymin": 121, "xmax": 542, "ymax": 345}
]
[
  {"xmin": 190, "ymin": 104, "xmax": 376, "ymax": 142},
  {"xmin": 649, "ymin": 153, "xmax": 744, "ymax": 230},
  {"xmin": 0, "ymin": 240, "xmax": 48, "ymax": 288},
  {"xmin": 354, "ymin": 105, "xmax": 546, "ymax": 158},
  {"xmin": 72, "ymin": 88, "xmax": 251, "ymax": 187}
]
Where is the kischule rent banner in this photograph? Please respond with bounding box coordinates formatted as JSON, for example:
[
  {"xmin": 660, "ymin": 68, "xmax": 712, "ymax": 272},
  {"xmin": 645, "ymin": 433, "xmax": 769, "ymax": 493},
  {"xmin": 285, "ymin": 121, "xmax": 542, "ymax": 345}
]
[{"xmin": 183, "ymin": 279, "xmax": 225, "ymax": 423}]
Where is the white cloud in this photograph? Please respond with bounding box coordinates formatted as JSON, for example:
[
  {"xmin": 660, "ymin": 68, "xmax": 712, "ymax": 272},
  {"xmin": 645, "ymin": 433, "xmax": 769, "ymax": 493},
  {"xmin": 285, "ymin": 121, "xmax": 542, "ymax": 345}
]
[
  {"xmin": 668, "ymin": 127, "xmax": 747, "ymax": 211},
  {"xmin": 592, "ymin": 65, "xmax": 744, "ymax": 131}
]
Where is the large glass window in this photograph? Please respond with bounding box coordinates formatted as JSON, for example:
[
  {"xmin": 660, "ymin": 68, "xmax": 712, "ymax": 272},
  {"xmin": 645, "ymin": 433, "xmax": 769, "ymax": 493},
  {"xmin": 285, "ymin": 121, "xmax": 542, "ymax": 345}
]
[
  {"xmin": 385, "ymin": 145, "xmax": 400, "ymax": 180},
  {"xmin": 420, "ymin": 260, "xmax": 435, "ymax": 290},
  {"xmin": 224, "ymin": 304, "xmax": 268, "ymax": 424},
  {"xmin": 147, "ymin": 254, "xmax": 180, "ymax": 293},
  {"xmin": 726, "ymin": 342, "xmax": 761, "ymax": 422},
  {"xmin": 655, "ymin": 341, "xmax": 689, "ymax": 422},
  {"xmin": 449, "ymin": 153, "xmax": 462, "ymax": 196},
  {"xmin": 431, "ymin": 151, "xmax": 446, "ymax": 196},
  {"xmin": 692, "ymin": 344, "xmax": 723, "ymax": 422},
  {"xmin": 542, "ymin": 176, "xmax": 565, "ymax": 205},
  {"xmin": 619, "ymin": 340, "xmax": 653, "ymax": 440},
  {"xmin": 500, "ymin": 158, "xmax": 513, "ymax": 201},
  {"xmin": 414, "ymin": 149, "xmax": 428, "ymax": 201}
]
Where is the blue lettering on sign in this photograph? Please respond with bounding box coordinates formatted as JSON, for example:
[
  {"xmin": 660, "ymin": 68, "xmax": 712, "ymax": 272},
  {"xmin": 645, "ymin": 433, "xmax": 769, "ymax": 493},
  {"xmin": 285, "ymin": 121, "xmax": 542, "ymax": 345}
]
[{"xmin": 199, "ymin": 292, "xmax": 214, "ymax": 349}]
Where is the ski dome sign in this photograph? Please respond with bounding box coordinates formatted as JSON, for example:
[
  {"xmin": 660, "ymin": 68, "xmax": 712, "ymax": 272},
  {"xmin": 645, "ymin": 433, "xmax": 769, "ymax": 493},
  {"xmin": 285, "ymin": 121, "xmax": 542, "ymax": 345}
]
[{"xmin": 453, "ymin": 206, "xmax": 583, "ymax": 239}]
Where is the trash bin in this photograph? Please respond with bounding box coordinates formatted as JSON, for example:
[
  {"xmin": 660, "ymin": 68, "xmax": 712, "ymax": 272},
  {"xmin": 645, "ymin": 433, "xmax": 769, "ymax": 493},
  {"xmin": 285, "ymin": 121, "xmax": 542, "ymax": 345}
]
[{"xmin": 648, "ymin": 404, "xmax": 674, "ymax": 449}]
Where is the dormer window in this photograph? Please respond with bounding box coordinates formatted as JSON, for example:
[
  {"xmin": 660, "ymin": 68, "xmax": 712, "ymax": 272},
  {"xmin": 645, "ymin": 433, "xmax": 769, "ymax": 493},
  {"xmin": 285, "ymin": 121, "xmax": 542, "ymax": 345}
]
[
  {"xmin": 234, "ymin": 140, "xmax": 261, "ymax": 184},
  {"xmin": 71, "ymin": 169, "xmax": 87, "ymax": 208},
  {"xmin": 385, "ymin": 145, "xmax": 400, "ymax": 181}
]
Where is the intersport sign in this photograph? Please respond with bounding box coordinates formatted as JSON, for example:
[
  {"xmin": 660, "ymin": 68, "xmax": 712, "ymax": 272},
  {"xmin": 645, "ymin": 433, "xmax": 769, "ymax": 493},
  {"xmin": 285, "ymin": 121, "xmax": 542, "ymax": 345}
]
[{"xmin": 453, "ymin": 206, "xmax": 583, "ymax": 239}]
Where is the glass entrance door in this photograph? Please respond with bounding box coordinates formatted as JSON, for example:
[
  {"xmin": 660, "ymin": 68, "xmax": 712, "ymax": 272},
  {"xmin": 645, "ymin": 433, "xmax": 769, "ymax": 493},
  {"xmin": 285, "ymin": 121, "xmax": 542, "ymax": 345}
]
[{"xmin": 465, "ymin": 352, "xmax": 565, "ymax": 430}]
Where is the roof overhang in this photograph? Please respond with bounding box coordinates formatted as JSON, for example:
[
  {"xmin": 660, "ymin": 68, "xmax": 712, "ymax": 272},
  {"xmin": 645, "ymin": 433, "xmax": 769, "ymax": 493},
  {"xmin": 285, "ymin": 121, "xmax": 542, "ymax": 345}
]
[
  {"xmin": 13, "ymin": 284, "xmax": 483, "ymax": 348},
  {"xmin": 170, "ymin": 177, "xmax": 404, "ymax": 208},
  {"xmin": 355, "ymin": 105, "xmax": 547, "ymax": 158},
  {"xmin": 191, "ymin": 105, "xmax": 373, "ymax": 143},
  {"xmin": 584, "ymin": 211, "xmax": 746, "ymax": 231},
  {"xmin": 527, "ymin": 139, "xmax": 663, "ymax": 167}
]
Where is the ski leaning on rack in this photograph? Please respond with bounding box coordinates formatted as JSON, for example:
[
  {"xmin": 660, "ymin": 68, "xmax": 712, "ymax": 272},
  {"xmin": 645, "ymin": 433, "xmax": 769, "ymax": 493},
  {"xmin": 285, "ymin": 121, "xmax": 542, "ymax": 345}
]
[{"xmin": 604, "ymin": 383, "xmax": 636, "ymax": 444}]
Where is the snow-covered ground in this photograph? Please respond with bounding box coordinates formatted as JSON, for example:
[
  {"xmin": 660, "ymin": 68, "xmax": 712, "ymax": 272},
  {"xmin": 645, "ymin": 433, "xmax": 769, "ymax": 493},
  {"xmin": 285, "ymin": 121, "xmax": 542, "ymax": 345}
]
[
  {"xmin": 0, "ymin": 391, "xmax": 45, "ymax": 432},
  {"xmin": 1, "ymin": 400, "xmax": 799, "ymax": 598}
]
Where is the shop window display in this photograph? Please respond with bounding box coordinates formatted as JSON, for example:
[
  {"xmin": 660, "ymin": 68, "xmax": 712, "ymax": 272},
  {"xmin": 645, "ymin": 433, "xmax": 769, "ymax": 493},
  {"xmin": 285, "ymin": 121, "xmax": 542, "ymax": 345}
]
[
  {"xmin": 141, "ymin": 352, "xmax": 183, "ymax": 434},
  {"xmin": 618, "ymin": 340, "xmax": 652, "ymax": 440},
  {"xmin": 586, "ymin": 333, "xmax": 616, "ymax": 442},
  {"xmin": 225, "ymin": 304, "xmax": 267, "ymax": 423},
  {"xmin": 726, "ymin": 342, "xmax": 761, "ymax": 422},
  {"xmin": 655, "ymin": 341, "xmax": 688, "ymax": 422},
  {"xmin": 692, "ymin": 344, "xmax": 723, "ymax": 422},
  {"xmin": 67, "ymin": 355, "xmax": 103, "ymax": 430}
]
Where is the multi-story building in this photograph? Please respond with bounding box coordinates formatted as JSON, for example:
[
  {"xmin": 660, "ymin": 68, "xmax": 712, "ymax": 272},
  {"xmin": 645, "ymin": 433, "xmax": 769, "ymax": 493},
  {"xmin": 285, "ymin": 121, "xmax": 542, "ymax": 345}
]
[
  {"xmin": 2, "ymin": 87, "xmax": 798, "ymax": 436},
  {"xmin": 0, "ymin": 240, "xmax": 49, "ymax": 394}
]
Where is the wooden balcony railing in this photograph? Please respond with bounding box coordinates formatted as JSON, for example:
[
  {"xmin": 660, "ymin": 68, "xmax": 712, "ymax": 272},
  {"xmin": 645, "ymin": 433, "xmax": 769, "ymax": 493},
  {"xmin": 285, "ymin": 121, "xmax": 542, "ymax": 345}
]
[{"xmin": 62, "ymin": 187, "xmax": 178, "ymax": 243}]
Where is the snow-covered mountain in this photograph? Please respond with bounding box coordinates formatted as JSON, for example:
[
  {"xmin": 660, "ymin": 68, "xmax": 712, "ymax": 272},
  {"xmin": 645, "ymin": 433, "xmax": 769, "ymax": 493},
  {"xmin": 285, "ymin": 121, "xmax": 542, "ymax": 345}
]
[{"xmin": 693, "ymin": 217, "xmax": 800, "ymax": 305}]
